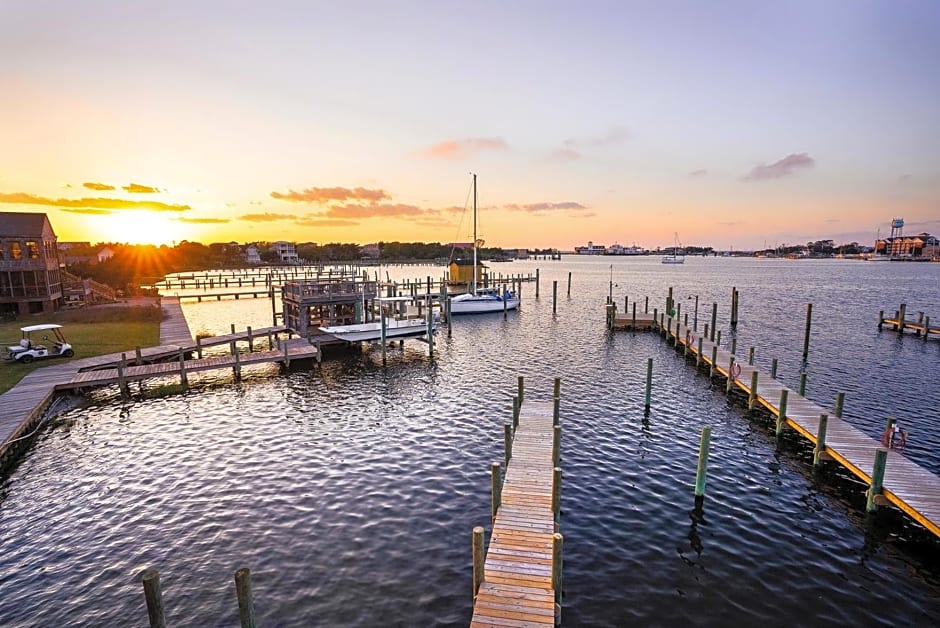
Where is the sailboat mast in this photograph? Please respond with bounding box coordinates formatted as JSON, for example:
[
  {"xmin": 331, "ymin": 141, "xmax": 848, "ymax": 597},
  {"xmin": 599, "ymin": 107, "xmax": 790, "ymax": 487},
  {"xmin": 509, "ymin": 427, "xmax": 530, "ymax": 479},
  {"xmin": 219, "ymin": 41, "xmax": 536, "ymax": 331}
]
[{"xmin": 472, "ymin": 173, "xmax": 477, "ymax": 295}]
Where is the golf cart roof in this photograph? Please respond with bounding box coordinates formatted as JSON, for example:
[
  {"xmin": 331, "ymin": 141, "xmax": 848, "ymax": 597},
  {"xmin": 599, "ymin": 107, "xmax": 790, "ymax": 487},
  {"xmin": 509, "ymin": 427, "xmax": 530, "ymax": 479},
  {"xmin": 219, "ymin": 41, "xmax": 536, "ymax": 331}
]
[{"xmin": 20, "ymin": 324, "xmax": 63, "ymax": 333}]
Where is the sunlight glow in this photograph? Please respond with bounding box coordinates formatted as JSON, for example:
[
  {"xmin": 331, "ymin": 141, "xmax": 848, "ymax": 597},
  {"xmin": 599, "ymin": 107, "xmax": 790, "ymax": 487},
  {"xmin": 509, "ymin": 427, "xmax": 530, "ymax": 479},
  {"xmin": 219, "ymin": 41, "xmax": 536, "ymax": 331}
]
[{"xmin": 100, "ymin": 211, "xmax": 188, "ymax": 245}]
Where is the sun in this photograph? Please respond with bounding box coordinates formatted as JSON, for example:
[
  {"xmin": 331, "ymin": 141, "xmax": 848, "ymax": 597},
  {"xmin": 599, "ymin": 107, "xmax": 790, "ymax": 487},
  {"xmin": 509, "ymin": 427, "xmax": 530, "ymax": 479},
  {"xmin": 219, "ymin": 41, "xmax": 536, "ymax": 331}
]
[{"xmin": 100, "ymin": 211, "xmax": 187, "ymax": 245}]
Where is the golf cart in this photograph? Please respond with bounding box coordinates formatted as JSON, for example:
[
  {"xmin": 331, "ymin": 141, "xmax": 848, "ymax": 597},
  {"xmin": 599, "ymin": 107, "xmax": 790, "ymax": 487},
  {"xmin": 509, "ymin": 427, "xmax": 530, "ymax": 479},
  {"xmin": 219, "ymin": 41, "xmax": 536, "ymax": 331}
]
[{"xmin": 4, "ymin": 324, "xmax": 74, "ymax": 363}]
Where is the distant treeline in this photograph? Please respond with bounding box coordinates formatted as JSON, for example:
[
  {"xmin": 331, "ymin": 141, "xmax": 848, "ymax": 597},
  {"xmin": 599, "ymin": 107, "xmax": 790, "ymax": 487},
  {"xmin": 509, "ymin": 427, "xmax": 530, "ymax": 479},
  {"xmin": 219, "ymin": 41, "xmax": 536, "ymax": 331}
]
[{"xmin": 63, "ymin": 240, "xmax": 514, "ymax": 292}]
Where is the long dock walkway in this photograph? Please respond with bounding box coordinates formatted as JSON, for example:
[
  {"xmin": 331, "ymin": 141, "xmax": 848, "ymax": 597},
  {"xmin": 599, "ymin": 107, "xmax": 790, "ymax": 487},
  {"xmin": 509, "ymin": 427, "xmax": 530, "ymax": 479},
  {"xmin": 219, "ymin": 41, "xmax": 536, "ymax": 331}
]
[
  {"xmin": 471, "ymin": 400, "xmax": 559, "ymax": 627},
  {"xmin": 658, "ymin": 315, "xmax": 940, "ymax": 538}
]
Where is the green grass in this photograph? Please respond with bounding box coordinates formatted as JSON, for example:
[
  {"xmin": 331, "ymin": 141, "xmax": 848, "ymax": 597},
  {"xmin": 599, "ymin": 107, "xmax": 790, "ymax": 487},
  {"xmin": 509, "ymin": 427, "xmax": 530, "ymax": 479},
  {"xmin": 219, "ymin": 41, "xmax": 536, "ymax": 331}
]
[{"xmin": 0, "ymin": 306, "xmax": 162, "ymax": 395}]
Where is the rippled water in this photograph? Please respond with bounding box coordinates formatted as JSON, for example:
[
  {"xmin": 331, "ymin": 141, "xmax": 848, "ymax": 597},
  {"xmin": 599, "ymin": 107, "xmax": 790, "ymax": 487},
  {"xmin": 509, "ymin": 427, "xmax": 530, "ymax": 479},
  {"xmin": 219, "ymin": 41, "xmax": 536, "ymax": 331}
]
[{"xmin": 2, "ymin": 257, "xmax": 939, "ymax": 626}]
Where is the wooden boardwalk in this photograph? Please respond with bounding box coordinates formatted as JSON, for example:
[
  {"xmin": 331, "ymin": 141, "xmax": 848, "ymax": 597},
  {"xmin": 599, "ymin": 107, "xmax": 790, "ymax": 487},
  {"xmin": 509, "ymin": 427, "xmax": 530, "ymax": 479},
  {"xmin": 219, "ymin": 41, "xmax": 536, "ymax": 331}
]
[
  {"xmin": 879, "ymin": 311, "xmax": 938, "ymax": 340},
  {"xmin": 471, "ymin": 400, "xmax": 559, "ymax": 627},
  {"xmin": 159, "ymin": 297, "xmax": 194, "ymax": 346},
  {"xmin": 657, "ymin": 315, "xmax": 940, "ymax": 538}
]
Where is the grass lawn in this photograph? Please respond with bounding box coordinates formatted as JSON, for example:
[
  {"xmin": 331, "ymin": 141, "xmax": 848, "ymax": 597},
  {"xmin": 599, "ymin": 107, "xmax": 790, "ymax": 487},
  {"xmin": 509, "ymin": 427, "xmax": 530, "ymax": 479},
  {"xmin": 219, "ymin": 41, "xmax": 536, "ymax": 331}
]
[{"xmin": 0, "ymin": 305, "xmax": 162, "ymax": 396}]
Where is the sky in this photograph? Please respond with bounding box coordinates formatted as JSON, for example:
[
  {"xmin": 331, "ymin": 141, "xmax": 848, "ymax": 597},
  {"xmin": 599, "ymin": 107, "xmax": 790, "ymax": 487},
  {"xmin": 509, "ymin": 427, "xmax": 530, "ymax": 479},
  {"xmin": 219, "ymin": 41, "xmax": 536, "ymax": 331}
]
[{"xmin": 1, "ymin": 1, "xmax": 938, "ymax": 250}]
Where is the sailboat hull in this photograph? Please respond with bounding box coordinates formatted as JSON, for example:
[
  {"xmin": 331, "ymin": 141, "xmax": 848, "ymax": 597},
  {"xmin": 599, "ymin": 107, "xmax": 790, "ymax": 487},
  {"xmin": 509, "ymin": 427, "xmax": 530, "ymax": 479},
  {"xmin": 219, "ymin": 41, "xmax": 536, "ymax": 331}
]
[
  {"xmin": 450, "ymin": 294, "xmax": 520, "ymax": 314},
  {"xmin": 318, "ymin": 318, "xmax": 436, "ymax": 342}
]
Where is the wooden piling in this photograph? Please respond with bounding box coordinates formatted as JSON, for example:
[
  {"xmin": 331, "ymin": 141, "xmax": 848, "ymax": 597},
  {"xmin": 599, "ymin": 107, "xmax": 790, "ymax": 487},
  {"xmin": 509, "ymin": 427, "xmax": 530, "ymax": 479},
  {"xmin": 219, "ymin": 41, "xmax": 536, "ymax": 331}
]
[
  {"xmin": 491, "ymin": 462, "xmax": 501, "ymax": 521},
  {"xmin": 247, "ymin": 326, "xmax": 253, "ymax": 352},
  {"xmin": 644, "ymin": 358, "xmax": 653, "ymax": 412},
  {"xmin": 833, "ymin": 392, "xmax": 845, "ymax": 418},
  {"xmin": 632, "ymin": 302, "xmax": 637, "ymax": 332},
  {"xmin": 196, "ymin": 336, "xmax": 203, "ymax": 359},
  {"xmin": 801, "ymin": 303, "xmax": 813, "ymax": 366},
  {"xmin": 234, "ymin": 568, "xmax": 256, "ymax": 628},
  {"xmin": 553, "ymin": 280, "xmax": 558, "ymax": 313},
  {"xmin": 472, "ymin": 526, "xmax": 485, "ymax": 598},
  {"xmin": 813, "ymin": 414, "xmax": 829, "ymax": 467},
  {"xmin": 518, "ymin": 375, "xmax": 525, "ymax": 403},
  {"xmin": 716, "ymin": 329, "xmax": 721, "ymax": 348},
  {"xmin": 380, "ymin": 314, "xmax": 387, "ymax": 366},
  {"xmin": 709, "ymin": 345, "xmax": 717, "ymax": 378},
  {"xmin": 696, "ymin": 336, "xmax": 703, "ymax": 368},
  {"xmin": 710, "ymin": 303, "xmax": 717, "ymax": 341},
  {"xmin": 504, "ymin": 424, "xmax": 512, "ymax": 464},
  {"xmin": 232, "ymin": 342, "xmax": 241, "ymax": 379},
  {"xmin": 553, "ymin": 377, "xmax": 561, "ymax": 426},
  {"xmin": 552, "ymin": 466, "xmax": 562, "ymax": 523},
  {"xmin": 567, "ymin": 271, "xmax": 571, "ymax": 297},
  {"xmin": 799, "ymin": 373, "xmax": 807, "ymax": 397},
  {"xmin": 512, "ymin": 396, "xmax": 520, "ymax": 431},
  {"xmin": 553, "ymin": 425, "xmax": 561, "ymax": 466},
  {"xmin": 552, "ymin": 532, "xmax": 563, "ymax": 622},
  {"xmin": 867, "ymin": 449, "xmax": 889, "ymax": 512},
  {"xmin": 135, "ymin": 346, "xmax": 142, "ymax": 366},
  {"xmin": 141, "ymin": 569, "xmax": 166, "ymax": 628},
  {"xmin": 118, "ymin": 353, "xmax": 128, "ymax": 398},
  {"xmin": 748, "ymin": 346, "xmax": 755, "ymax": 365},
  {"xmin": 694, "ymin": 425, "xmax": 712, "ymax": 497},
  {"xmin": 535, "ymin": 268, "xmax": 540, "ymax": 298},
  {"xmin": 878, "ymin": 310, "xmax": 884, "ymax": 330},
  {"xmin": 748, "ymin": 370, "xmax": 759, "ymax": 410},
  {"xmin": 776, "ymin": 389, "xmax": 788, "ymax": 437},
  {"xmin": 770, "ymin": 358, "xmax": 778, "ymax": 379},
  {"xmin": 730, "ymin": 336, "xmax": 737, "ymax": 355},
  {"xmin": 897, "ymin": 303, "xmax": 907, "ymax": 333},
  {"xmin": 725, "ymin": 356, "xmax": 736, "ymax": 394}
]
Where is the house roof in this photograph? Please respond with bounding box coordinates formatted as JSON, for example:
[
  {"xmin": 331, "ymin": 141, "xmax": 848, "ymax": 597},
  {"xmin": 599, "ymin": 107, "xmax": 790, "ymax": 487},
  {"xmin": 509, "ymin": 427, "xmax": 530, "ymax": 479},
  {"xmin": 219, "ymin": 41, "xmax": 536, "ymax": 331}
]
[
  {"xmin": 450, "ymin": 258, "xmax": 485, "ymax": 266},
  {"xmin": 0, "ymin": 212, "xmax": 55, "ymax": 238}
]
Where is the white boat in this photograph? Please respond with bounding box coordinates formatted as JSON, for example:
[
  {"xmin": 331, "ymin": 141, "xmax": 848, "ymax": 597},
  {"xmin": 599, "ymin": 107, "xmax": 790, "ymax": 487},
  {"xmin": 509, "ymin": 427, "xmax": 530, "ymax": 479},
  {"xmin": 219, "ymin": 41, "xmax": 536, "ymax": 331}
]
[
  {"xmin": 450, "ymin": 174, "xmax": 521, "ymax": 315},
  {"xmin": 662, "ymin": 233, "xmax": 685, "ymax": 264},
  {"xmin": 318, "ymin": 297, "xmax": 437, "ymax": 342}
]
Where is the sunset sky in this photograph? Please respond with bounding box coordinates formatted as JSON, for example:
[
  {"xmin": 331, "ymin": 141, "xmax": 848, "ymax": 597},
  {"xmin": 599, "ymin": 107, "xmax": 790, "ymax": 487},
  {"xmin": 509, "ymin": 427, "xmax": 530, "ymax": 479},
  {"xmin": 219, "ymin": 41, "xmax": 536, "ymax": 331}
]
[{"xmin": 1, "ymin": 1, "xmax": 938, "ymax": 250}]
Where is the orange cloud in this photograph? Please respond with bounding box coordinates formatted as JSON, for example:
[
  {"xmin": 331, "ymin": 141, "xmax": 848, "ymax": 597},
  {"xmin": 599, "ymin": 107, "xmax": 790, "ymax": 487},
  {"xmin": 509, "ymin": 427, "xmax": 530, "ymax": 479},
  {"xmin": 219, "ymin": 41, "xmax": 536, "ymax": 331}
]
[
  {"xmin": 325, "ymin": 203, "xmax": 426, "ymax": 218},
  {"xmin": 270, "ymin": 186, "xmax": 391, "ymax": 203},
  {"xmin": 504, "ymin": 201, "xmax": 586, "ymax": 213},
  {"xmin": 124, "ymin": 183, "xmax": 160, "ymax": 193},
  {"xmin": 83, "ymin": 182, "xmax": 115, "ymax": 191},
  {"xmin": 178, "ymin": 216, "xmax": 230, "ymax": 224},
  {"xmin": 0, "ymin": 192, "xmax": 190, "ymax": 211},
  {"xmin": 240, "ymin": 212, "xmax": 296, "ymax": 222},
  {"xmin": 61, "ymin": 208, "xmax": 112, "ymax": 215},
  {"xmin": 418, "ymin": 137, "xmax": 508, "ymax": 160},
  {"xmin": 293, "ymin": 217, "xmax": 360, "ymax": 227}
]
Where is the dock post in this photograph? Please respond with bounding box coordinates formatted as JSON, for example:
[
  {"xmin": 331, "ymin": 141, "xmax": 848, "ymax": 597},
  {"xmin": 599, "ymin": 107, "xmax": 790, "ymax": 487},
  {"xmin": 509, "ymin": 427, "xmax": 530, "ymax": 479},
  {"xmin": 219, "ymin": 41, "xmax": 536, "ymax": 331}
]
[
  {"xmin": 231, "ymin": 323, "xmax": 236, "ymax": 334},
  {"xmin": 504, "ymin": 424, "xmax": 513, "ymax": 464},
  {"xmin": 553, "ymin": 377, "xmax": 561, "ymax": 426},
  {"xmin": 512, "ymin": 396, "xmax": 520, "ymax": 431},
  {"xmin": 716, "ymin": 330, "xmax": 721, "ymax": 348},
  {"xmin": 446, "ymin": 298, "xmax": 452, "ymax": 337},
  {"xmin": 135, "ymin": 346, "xmax": 142, "ymax": 366},
  {"xmin": 776, "ymin": 389, "xmax": 789, "ymax": 436},
  {"xmin": 878, "ymin": 310, "xmax": 884, "ymax": 330},
  {"xmin": 624, "ymin": 295, "xmax": 628, "ymax": 313},
  {"xmin": 730, "ymin": 336, "xmax": 737, "ymax": 355},
  {"xmin": 799, "ymin": 373, "xmax": 807, "ymax": 397},
  {"xmin": 491, "ymin": 462, "xmax": 501, "ymax": 522},
  {"xmin": 771, "ymin": 358, "xmax": 778, "ymax": 379},
  {"xmin": 710, "ymin": 303, "xmax": 717, "ymax": 341},
  {"xmin": 553, "ymin": 425, "xmax": 561, "ymax": 466},
  {"xmin": 748, "ymin": 346, "xmax": 755, "ymax": 365},
  {"xmin": 645, "ymin": 296, "xmax": 648, "ymax": 313},
  {"xmin": 632, "ymin": 302, "xmax": 637, "ymax": 333},
  {"xmin": 924, "ymin": 316, "xmax": 931, "ymax": 342},
  {"xmin": 247, "ymin": 326, "xmax": 253, "ymax": 352},
  {"xmin": 833, "ymin": 392, "xmax": 845, "ymax": 418},
  {"xmin": 897, "ymin": 303, "xmax": 906, "ymax": 333},
  {"xmin": 725, "ymin": 356, "xmax": 736, "ymax": 394},
  {"xmin": 118, "ymin": 353, "xmax": 129, "ymax": 399},
  {"xmin": 693, "ymin": 294, "xmax": 699, "ymax": 331},
  {"xmin": 283, "ymin": 339, "xmax": 290, "ymax": 369},
  {"xmin": 552, "ymin": 533, "xmax": 564, "ymax": 624},
  {"xmin": 813, "ymin": 414, "xmax": 829, "ymax": 467},
  {"xmin": 567, "ymin": 271, "xmax": 571, "ymax": 297},
  {"xmin": 684, "ymin": 330, "xmax": 690, "ymax": 358},
  {"xmin": 518, "ymin": 375, "xmax": 525, "ymax": 403},
  {"xmin": 196, "ymin": 336, "xmax": 203, "ymax": 359},
  {"xmin": 709, "ymin": 345, "xmax": 717, "ymax": 378},
  {"xmin": 381, "ymin": 314, "xmax": 387, "ymax": 366},
  {"xmin": 653, "ymin": 308, "xmax": 658, "ymax": 330},
  {"xmin": 472, "ymin": 527, "xmax": 485, "ymax": 598},
  {"xmin": 553, "ymin": 280, "xmax": 558, "ymax": 314},
  {"xmin": 232, "ymin": 342, "xmax": 241, "ymax": 380},
  {"xmin": 696, "ymin": 337, "xmax": 703, "ymax": 368},
  {"xmin": 731, "ymin": 287, "xmax": 739, "ymax": 328},
  {"xmin": 748, "ymin": 370, "xmax": 759, "ymax": 410},
  {"xmin": 234, "ymin": 568, "xmax": 256, "ymax": 628},
  {"xmin": 866, "ymin": 449, "xmax": 889, "ymax": 512},
  {"xmin": 427, "ymin": 308, "xmax": 434, "ymax": 357},
  {"xmin": 801, "ymin": 302, "xmax": 813, "ymax": 377},
  {"xmin": 605, "ymin": 304, "xmax": 614, "ymax": 329},
  {"xmin": 552, "ymin": 464, "xmax": 563, "ymax": 516},
  {"xmin": 694, "ymin": 425, "xmax": 712, "ymax": 497},
  {"xmin": 644, "ymin": 358, "xmax": 653, "ymax": 413},
  {"xmin": 141, "ymin": 569, "xmax": 166, "ymax": 628},
  {"xmin": 535, "ymin": 268, "xmax": 540, "ymax": 298}
]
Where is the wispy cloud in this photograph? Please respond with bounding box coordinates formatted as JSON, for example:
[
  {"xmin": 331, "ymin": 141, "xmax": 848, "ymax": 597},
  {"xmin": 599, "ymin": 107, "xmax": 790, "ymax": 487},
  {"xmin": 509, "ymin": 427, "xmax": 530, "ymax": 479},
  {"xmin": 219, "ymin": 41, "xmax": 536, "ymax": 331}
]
[
  {"xmin": 743, "ymin": 153, "xmax": 815, "ymax": 181},
  {"xmin": 549, "ymin": 127, "xmax": 630, "ymax": 161},
  {"xmin": 293, "ymin": 217, "xmax": 359, "ymax": 227},
  {"xmin": 61, "ymin": 208, "xmax": 112, "ymax": 215},
  {"xmin": 124, "ymin": 183, "xmax": 160, "ymax": 194},
  {"xmin": 271, "ymin": 186, "xmax": 391, "ymax": 203},
  {"xmin": 83, "ymin": 182, "xmax": 115, "ymax": 191},
  {"xmin": 240, "ymin": 213, "xmax": 296, "ymax": 222},
  {"xmin": 504, "ymin": 201, "xmax": 587, "ymax": 213},
  {"xmin": 325, "ymin": 203, "xmax": 427, "ymax": 218},
  {"xmin": 178, "ymin": 216, "xmax": 230, "ymax": 224},
  {"xmin": 547, "ymin": 147, "xmax": 582, "ymax": 162},
  {"xmin": 0, "ymin": 192, "xmax": 190, "ymax": 212},
  {"xmin": 689, "ymin": 169, "xmax": 708, "ymax": 178},
  {"xmin": 418, "ymin": 137, "xmax": 508, "ymax": 160}
]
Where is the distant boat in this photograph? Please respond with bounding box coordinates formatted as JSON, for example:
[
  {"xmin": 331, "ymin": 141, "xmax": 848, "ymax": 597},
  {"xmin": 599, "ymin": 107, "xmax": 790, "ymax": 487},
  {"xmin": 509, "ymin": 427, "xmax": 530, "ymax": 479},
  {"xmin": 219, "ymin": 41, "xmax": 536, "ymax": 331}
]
[
  {"xmin": 450, "ymin": 174, "xmax": 521, "ymax": 315},
  {"xmin": 574, "ymin": 241, "xmax": 607, "ymax": 255},
  {"xmin": 662, "ymin": 233, "xmax": 685, "ymax": 264},
  {"xmin": 605, "ymin": 243, "xmax": 648, "ymax": 256}
]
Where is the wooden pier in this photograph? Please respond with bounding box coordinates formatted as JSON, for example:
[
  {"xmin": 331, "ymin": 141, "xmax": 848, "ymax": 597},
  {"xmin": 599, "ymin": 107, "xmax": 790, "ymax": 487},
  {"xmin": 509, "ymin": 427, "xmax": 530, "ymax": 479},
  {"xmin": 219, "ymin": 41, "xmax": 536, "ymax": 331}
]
[
  {"xmin": 175, "ymin": 289, "xmax": 273, "ymax": 302},
  {"xmin": 649, "ymin": 313, "xmax": 940, "ymax": 538},
  {"xmin": 878, "ymin": 304, "xmax": 938, "ymax": 340},
  {"xmin": 471, "ymin": 400, "xmax": 561, "ymax": 627}
]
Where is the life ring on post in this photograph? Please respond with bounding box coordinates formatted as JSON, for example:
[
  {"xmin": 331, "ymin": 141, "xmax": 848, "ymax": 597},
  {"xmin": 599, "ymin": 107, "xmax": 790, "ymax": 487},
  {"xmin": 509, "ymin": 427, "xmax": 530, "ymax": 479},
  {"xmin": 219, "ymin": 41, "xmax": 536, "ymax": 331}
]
[{"xmin": 730, "ymin": 363, "xmax": 742, "ymax": 381}]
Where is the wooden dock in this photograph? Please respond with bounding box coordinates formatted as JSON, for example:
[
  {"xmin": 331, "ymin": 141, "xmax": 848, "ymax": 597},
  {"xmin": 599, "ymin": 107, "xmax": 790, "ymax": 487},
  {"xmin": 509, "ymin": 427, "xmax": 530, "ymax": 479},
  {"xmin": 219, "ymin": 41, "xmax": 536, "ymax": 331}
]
[
  {"xmin": 654, "ymin": 314, "xmax": 940, "ymax": 538},
  {"xmin": 159, "ymin": 297, "xmax": 194, "ymax": 346},
  {"xmin": 173, "ymin": 289, "xmax": 274, "ymax": 302},
  {"xmin": 471, "ymin": 400, "xmax": 561, "ymax": 627},
  {"xmin": 879, "ymin": 305, "xmax": 938, "ymax": 340}
]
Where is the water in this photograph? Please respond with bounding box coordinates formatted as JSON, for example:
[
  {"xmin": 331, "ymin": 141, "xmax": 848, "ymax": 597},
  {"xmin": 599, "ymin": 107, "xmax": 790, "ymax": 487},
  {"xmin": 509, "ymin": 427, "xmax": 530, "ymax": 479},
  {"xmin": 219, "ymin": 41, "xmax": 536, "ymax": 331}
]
[{"xmin": 2, "ymin": 257, "xmax": 939, "ymax": 626}]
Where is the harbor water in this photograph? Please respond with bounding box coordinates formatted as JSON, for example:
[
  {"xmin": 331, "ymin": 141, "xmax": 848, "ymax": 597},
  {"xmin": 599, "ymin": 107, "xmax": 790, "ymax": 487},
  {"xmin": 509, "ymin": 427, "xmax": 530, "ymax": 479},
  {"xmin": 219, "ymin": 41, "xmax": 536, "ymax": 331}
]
[{"xmin": 1, "ymin": 257, "xmax": 939, "ymax": 626}]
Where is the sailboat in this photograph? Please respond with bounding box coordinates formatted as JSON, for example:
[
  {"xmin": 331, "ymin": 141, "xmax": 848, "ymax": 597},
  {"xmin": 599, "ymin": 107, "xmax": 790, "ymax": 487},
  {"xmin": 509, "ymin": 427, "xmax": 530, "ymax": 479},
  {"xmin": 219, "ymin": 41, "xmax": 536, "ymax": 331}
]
[
  {"xmin": 661, "ymin": 232, "xmax": 686, "ymax": 264},
  {"xmin": 450, "ymin": 174, "xmax": 521, "ymax": 314}
]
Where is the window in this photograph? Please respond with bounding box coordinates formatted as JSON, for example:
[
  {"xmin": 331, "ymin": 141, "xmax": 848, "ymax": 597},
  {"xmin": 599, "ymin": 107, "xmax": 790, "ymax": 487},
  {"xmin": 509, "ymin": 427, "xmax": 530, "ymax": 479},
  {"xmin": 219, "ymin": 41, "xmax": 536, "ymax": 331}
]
[
  {"xmin": 26, "ymin": 241, "xmax": 40, "ymax": 259},
  {"xmin": 10, "ymin": 241, "xmax": 22, "ymax": 260},
  {"xmin": 0, "ymin": 242, "xmax": 5, "ymax": 260}
]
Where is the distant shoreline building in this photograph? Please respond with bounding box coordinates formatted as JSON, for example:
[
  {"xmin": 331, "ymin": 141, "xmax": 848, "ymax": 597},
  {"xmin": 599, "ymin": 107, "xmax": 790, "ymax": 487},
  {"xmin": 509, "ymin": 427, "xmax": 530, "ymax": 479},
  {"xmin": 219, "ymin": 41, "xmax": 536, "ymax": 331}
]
[{"xmin": 574, "ymin": 241, "xmax": 606, "ymax": 255}]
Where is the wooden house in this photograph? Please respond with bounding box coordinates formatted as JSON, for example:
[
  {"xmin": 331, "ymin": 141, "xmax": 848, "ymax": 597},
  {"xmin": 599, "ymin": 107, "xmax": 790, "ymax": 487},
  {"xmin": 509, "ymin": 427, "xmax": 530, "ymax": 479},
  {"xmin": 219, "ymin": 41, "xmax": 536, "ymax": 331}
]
[{"xmin": 0, "ymin": 212, "xmax": 64, "ymax": 316}]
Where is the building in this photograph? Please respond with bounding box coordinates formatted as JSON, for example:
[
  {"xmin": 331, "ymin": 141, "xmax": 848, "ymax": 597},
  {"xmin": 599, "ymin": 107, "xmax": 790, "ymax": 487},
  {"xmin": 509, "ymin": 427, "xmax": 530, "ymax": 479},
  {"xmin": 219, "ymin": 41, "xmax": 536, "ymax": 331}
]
[
  {"xmin": 448, "ymin": 258, "xmax": 485, "ymax": 286},
  {"xmin": 244, "ymin": 245, "xmax": 262, "ymax": 264},
  {"xmin": 270, "ymin": 241, "xmax": 299, "ymax": 264},
  {"xmin": 359, "ymin": 243, "xmax": 381, "ymax": 259},
  {"xmin": 574, "ymin": 241, "xmax": 606, "ymax": 255},
  {"xmin": 0, "ymin": 212, "xmax": 64, "ymax": 316},
  {"xmin": 875, "ymin": 233, "xmax": 939, "ymax": 259}
]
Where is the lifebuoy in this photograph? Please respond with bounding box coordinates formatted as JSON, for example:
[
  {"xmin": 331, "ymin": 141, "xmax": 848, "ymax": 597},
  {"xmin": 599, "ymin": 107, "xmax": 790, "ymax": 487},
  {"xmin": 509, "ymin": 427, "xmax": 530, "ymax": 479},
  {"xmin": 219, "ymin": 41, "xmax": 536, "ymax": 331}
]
[{"xmin": 731, "ymin": 363, "xmax": 742, "ymax": 380}]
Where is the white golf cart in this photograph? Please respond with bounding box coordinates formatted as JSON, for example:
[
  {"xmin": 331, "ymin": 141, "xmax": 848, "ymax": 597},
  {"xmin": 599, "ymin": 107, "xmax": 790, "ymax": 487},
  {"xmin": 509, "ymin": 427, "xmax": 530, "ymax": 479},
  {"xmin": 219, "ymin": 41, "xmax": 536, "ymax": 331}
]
[{"xmin": 4, "ymin": 324, "xmax": 75, "ymax": 363}]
